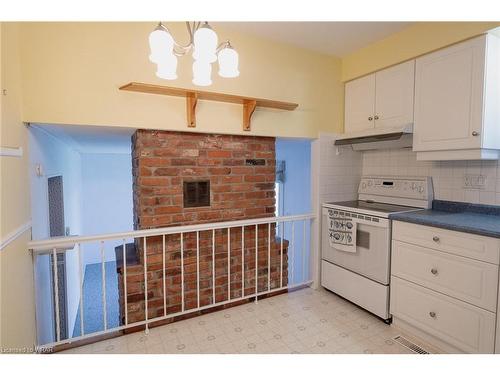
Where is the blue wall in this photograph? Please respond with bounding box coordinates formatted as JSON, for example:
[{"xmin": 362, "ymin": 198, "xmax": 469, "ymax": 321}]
[{"xmin": 275, "ymin": 139, "xmax": 312, "ymax": 284}]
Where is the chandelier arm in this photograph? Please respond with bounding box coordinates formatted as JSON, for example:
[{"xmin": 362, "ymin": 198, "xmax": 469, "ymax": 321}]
[
  {"xmin": 216, "ymin": 40, "xmax": 230, "ymax": 53},
  {"xmin": 169, "ymin": 21, "xmax": 194, "ymax": 52},
  {"xmin": 186, "ymin": 21, "xmax": 194, "ymax": 42}
]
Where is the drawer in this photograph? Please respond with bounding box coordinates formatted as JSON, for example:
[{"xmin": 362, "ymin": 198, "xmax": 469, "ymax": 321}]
[
  {"xmin": 392, "ymin": 221, "xmax": 500, "ymax": 264},
  {"xmin": 390, "ymin": 277, "xmax": 496, "ymax": 353},
  {"xmin": 392, "ymin": 240, "xmax": 499, "ymax": 312}
]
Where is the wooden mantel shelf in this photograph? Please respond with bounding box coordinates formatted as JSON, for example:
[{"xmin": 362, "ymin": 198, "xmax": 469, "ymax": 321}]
[{"xmin": 119, "ymin": 82, "xmax": 298, "ymax": 131}]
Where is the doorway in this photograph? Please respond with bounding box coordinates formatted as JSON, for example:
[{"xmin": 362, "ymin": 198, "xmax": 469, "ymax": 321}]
[{"xmin": 47, "ymin": 175, "xmax": 69, "ymax": 341}]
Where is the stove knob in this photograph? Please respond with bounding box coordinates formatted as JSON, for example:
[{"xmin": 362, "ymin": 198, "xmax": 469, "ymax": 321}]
[
  {"xmin": 361, "ymin": 182, "xmax": 367, "ymax": 189},
  {"xmin": 418, "ymin": 186, "xmax": 424, "ymax": 193},
  {"xmin": 346, "ymin": 222, "xmax": 353, "ymax": 229},
  {"xmin": 367, "ymin": 180, "xmax": 373, "ymax": 186}
]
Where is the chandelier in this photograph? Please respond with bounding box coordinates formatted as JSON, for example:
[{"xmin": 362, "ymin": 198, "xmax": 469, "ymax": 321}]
[{"xmin": 148, "ymin": 22, "xmax": 240, "ymax": 87}]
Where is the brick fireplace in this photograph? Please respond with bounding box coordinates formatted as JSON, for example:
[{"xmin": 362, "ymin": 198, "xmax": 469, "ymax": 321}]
[{"xmin": 118, "ymin": 130, "xmax": 289, "ymax": 325}]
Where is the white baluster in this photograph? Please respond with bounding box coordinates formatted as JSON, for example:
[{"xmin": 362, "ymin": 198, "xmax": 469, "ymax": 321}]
[
  {"xmin": 196, "ymin": 231, "xmax": 200, "ymax": 308},
  {"xmin": 101, "ymin": 241, "xmax": 107, "ymax": 331},
  {"xmin": 227, "ymin": 228, "xmax": 231, "ymax": 301},
  {"xmin": 242, "ymin": 226, "xmax": 245, "ymax": 298},
  {"xmin": 122, "ymin": 239, "xmax": 128, "ymax": 326},
  {"xmin": 280, "ymin": 222, "xmax": 284, "ymax": 288},
  {"xmin": 268, "ymin": 222, "xmax": 271, "ymax": 292},
  {"xmin": 212, "ymin": 229, "xmax": 215, "ymax": 304},
  {"xmin": 181, "ymin": 233, "xmax": 185, "ymax": 312},
  {"xmin": 255, "ymin": 224, "xmax": 258, "ymax": 303},
  {"xmin": 162, "ymin": 234, "xmax": 166, "ymax": 317},
  {"xmin": 78, "ymin": 243, "xmax": 84, "ymax": 335},
  {"xmin": 302, "ymin": 220, "xmax": 307, "ymax": 282},
  {"xmin": 143, "ymin": 237, "xmax": 148, "ymax": 334}
]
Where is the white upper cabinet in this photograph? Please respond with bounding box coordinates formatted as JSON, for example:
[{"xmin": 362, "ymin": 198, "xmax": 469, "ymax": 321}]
[
  {"xmin": 344, "ymin": 60, "xmax": 415, "ymax": 134},
  {"xmin": 344, "ymin": 74, "xmax": 376, "ymax": 133},
  {"xmin": 375, "ymin": 60, "xmax": 415, "ymax": 129},
  {"xmin": 414, "ymin": 34, "xmax": 500, "ymax": 160}
]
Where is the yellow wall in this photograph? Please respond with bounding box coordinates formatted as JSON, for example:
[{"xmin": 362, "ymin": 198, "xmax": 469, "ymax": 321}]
[
  {"xmin": 19, "ymin": 22, "xmax": 344, "ymax": 138},
  {"xmin": 341, "ymin": 22, "xmax": 500, "ymax": 82},
  {"xmin": 0, "ymin": 22, "xmax": 36, "ymax": 350},
  {"xmin": 0, "ymin": 21, "xmax": 344, "ymax": 349}
]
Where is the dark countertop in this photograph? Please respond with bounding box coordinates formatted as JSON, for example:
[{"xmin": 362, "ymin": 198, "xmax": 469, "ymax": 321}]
[{"xmin": 389, "ymin": 200, "xmax": 500, "ymax": 239}]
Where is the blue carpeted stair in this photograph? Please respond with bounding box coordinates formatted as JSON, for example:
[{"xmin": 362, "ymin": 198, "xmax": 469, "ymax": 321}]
[{"xmin": 72, "ymin": 261, "xmax": 120, "ymax": 337}]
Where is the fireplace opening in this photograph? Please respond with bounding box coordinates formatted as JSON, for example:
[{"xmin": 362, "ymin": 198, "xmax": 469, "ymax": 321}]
[{"xmin": 183, "ymin": 180, "xmax": 210, "ymax": 208}]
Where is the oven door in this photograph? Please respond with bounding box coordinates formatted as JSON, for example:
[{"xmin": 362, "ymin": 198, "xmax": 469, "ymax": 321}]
[{"xmin": 322, "ymin": 207, "xmax": 391, "ymax": 285}]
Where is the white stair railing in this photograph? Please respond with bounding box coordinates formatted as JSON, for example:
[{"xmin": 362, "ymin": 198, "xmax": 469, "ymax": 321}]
[{"xmin": 29, "ymin": 213, "xmax": 315, "ymax": 349}]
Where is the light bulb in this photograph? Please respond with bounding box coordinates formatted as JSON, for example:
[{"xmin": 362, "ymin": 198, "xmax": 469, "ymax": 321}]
[
  {"xmin": 156, "ymin": 55, "xmax": 178, "ymax": 80},
  {"xmin": 149, "ymin": 25, "xmax": 175, "ymax": 64},
  {"xmin": 192, "ymin": 23, "xmax": 218, "ymax": 63},
  {"xmin": 218, "ymin": 45, "xmax": 239, "ymax": 78},
  {"xmin": 192, "ymin": 60, "xmax": 212, "ymax": 86}
]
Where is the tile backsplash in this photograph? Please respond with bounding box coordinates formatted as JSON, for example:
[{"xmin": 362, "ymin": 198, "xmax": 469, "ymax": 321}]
[
  {"xmin": 362, "ymin": 148, "xmax": 500, "ymax": 205},
  {"xmin": 317, "ymin": 134, "xmax": 362, "ymax": 204}
]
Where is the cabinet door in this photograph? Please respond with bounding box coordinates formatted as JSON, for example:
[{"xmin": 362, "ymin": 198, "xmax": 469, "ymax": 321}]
[
  {"xmin": 413, "ymin": 36, "xmax": 486, "ymax": 151},
  {"xmin": 374, "ymin": 60, "xmax": 415, "ymax": 129},
  {"xmin": 344, "ymin": 74, "xmax": 375, "ymax": 133}
]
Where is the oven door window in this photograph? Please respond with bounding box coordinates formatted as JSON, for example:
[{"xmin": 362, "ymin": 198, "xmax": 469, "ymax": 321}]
[{"xmin": 356, "ymin": 229, "xmax": 370, "ymax": 249}]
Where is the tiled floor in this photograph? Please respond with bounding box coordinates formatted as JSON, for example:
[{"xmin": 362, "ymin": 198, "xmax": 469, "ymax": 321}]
[{"xmin": 62, "ymin": 287, "xmax": 416, "ymax": 354}]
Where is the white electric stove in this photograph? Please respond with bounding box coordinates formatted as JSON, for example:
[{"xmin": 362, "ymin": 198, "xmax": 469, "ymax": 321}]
[{"xmin": 321, "ymin": 176, "xmax": 433, "ymax": 321}]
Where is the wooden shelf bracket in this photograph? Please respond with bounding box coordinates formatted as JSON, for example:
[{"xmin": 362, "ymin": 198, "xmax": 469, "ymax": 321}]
[
  {"xmin": 243, "ymin": 100, "xmax": 257, "ymax": 131},
  {"xmin": 186, "ymin": 92, "xmax": 198, "ymax": 128},
  {"xmin": 119, "ymin": 82, "xmax": 298, "ymax": 132}
]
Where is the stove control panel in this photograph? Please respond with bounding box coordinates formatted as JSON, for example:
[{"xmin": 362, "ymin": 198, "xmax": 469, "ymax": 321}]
[{"xmin": 358, "ymin": 176, "xmax": 433, "ymax": 205}]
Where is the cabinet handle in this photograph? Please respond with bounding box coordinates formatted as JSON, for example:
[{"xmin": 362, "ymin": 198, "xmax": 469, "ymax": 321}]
[
  {"xmin": 431, "ymin": 268, "xmax": 438, "ymax": 275},
  {"xmin": 368, "ymin": 116, "xmax": 373, "ymax": 121},
  {"xmin": 432, "ymin": 236, "xmax": 440, "ymax": 242},
  {"xmin": 429, "ymin": 311, "xmax": 437, "ymax": 318},
  {"xmin": 472, "ymin": 131, "xmax": 479, "ymax": 136},
  {"xmin": 374, "ymin": 115, "xmax": 379, "ymax": 120}
]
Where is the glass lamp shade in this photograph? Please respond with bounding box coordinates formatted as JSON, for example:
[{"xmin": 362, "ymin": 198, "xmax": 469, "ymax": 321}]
[
  {"xmin": 192, "ymin": 25, "xmax": 218, "ymax": 63},
  {"xmin": 149, "ymin": 27, "xmax": 175, "ymax": 64},
  {"xmin": 217, "ymin": 46, "xmax": 240, "ymax": 78},
  {"xmin": 192, "ymin": 60, "xmax": 212, "ymax": 86},
  {"xmin": 155, "ymin": 55, "xmax": 178, "ymax": 80}
]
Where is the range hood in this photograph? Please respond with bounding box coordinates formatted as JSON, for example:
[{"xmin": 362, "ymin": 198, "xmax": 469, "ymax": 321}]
[{"xmin": 334, "ymin": 124, "xmax": 413, "ymax": 151}]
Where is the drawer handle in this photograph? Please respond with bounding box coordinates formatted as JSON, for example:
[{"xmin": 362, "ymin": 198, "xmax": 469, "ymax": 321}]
[
  {"xmin": 432, "ymin": 236, "xmax": 440, "ymax": 242},
  {"xmin": 430, "ymin": 268, "xmax": 438, "ymax": 275},
  {"xmin": 429, "ymin": 311, "xmax": 437, "ymax": 318}
]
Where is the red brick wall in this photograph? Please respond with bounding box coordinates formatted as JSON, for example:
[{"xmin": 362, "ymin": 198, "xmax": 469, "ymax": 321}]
[{"xmin": 120, "ymin": 130, "xmax": 288, "ymax": 324}]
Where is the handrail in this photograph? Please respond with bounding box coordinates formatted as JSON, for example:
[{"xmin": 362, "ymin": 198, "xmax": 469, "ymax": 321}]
[{"xmin": 29, "ymin": 213, "xmax": 316, "ymax": 252}]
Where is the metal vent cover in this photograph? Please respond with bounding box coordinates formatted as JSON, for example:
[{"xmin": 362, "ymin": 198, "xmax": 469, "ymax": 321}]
[{"xmin": 392, "ymin": 335, "xmax": 429, "ymax": 354}]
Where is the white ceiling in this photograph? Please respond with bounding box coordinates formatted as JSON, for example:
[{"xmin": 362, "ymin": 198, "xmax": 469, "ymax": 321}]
[
  {"xmin": 33, "ymin": 124, "xmax": 135, "ymax": 154},
  {"xmin": 216, "ymin": 22, "xmax": 413, "ymax": 57}
]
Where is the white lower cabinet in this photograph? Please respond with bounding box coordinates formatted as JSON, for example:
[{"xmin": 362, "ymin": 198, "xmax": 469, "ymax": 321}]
[
  {"xmin": 391, "ymin": 221, "xmax": 500, "ymax": 354},
  {"xmin": 392, "ymin": 241, "xmax": 499, "ymax": 312},
  {"xmin": 391, "ymin": 277, "xmax": 496, "ymax": 353}
]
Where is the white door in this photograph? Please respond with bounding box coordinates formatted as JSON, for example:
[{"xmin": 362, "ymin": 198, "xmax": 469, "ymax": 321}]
[
  {"xmin": 344, "ymin": 74, "xmax": 375, "ymax": 133},
  {"xmin": 413, "ymin": 36, "xmax": 486, "ymax": 151},
  {"xmin": 374, "ymin": 60, "xmax": 415, "ymax": 129}
]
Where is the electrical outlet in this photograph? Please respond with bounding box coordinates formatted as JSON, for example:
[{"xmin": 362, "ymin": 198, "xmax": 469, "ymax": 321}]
[{"xmin": 464, "ymin": 174, "xmax": 486, "ymax": 189}]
